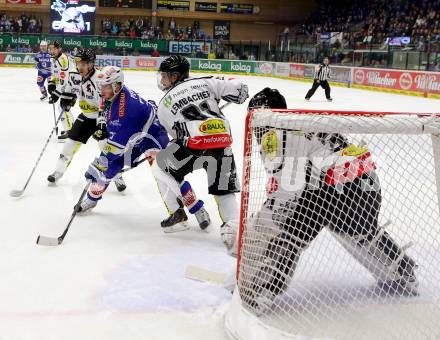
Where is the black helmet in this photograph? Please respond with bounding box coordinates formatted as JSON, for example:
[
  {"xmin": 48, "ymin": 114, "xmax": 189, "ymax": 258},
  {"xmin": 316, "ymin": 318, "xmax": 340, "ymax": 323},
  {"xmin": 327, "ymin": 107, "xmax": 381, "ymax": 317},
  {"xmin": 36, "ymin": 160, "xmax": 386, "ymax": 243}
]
[
  {"xmin": 52, "ymin": 40, "xmax": 62, "ymax": 49},
  {"xmin": 75, "ymin": 47, "xmax": 96, "ymax": 63},
  {"xmin": 248, "ymin": 87, "xmax": 287, "ymax": 110},
  {"xmin": 159, "ymin": 55, "xmax": 190, "ymax": 76}
]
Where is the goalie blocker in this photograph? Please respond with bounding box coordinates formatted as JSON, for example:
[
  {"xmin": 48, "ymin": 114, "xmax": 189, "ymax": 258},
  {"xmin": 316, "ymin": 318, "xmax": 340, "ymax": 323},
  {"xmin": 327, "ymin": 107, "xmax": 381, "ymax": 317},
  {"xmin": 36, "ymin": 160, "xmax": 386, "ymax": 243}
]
[{"xmin": 240, "ymin": 88, "xmax": 418, "ymax": 315}]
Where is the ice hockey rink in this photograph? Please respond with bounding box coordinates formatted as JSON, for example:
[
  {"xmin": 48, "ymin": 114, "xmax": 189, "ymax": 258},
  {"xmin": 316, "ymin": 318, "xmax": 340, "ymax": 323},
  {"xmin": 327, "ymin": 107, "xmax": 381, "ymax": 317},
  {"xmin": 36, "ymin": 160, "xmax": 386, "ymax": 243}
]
[{"xmin": 1, "ymin": 67, "xmax": 439, "ymax": 340}]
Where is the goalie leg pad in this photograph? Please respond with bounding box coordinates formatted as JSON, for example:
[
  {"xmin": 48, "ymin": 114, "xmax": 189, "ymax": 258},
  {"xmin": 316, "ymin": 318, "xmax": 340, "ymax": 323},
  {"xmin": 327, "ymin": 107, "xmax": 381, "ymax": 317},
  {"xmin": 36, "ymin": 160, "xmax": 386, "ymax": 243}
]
[{"xmin": 331, "ymin": 228, "xmax": 418, "ymax": 292}]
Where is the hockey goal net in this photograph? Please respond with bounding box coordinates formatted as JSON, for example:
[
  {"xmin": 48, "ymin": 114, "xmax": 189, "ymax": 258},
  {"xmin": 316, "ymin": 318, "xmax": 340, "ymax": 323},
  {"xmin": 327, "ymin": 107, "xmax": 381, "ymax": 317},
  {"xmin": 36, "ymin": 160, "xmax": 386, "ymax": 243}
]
[{"xmin": 225, "ymin": 108, "xmax": 440, "ymax": 340}]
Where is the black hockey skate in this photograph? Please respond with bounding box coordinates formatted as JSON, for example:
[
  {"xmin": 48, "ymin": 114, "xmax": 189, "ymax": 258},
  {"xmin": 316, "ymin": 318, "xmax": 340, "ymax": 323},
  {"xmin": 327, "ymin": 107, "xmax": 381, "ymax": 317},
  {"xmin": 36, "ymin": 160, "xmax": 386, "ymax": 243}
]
[
  {"xmin": 379, "ymin": 255, "xmax": 419, "ymax": 297},
  {"xmin": 195, "ymin": 206, "xmax": 211, "ymax": 231},
  {"xmin": 76, "ymin": 198, "xmax": 97, "ymax": 213},
  {"xmin": 57, "ymin": 131, "xmax": 68, "ymax": 142},
  {"xmin": 47, "ymin": 171, "xmax": 63, "ymax": 184},
  {"xmin": 40, "ymin": 93, "xmax": 48, "ymax": 101},
  {"xmin": 161, "ymin": 208, "xmax": 189, "ymax": 233},
  {"xmin": 114, "ymin": 176, "xmax": 127, "ymax": 192}
]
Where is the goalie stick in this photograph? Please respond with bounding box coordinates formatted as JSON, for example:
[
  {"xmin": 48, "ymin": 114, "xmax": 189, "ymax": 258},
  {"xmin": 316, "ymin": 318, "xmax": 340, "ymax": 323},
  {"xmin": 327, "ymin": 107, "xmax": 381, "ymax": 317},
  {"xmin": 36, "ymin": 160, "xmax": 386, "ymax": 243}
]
[
  {"xmin": 10, "ymin": 109, "xmax": 63, "ymax": 198},
  {"xmin": 35, "ymin": 157, "xmax": 149, "ymax": 246},
  {"xmin": 185, "ymin": 265, "xmax": 230, "ymax": 285}
]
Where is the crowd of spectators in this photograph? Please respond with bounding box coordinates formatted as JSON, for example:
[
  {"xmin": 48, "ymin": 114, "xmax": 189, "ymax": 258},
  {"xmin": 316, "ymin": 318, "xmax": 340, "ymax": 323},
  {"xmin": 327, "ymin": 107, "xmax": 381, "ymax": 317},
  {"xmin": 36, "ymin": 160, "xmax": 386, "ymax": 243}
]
[
  {"xmin": 295, "ymin": 0, "xmax": 440, "ymax": 52},
  {"xmin": 101, "ymin": 17, "xmax": 208, "ymax": 41},
  {"xmin": 0, "ymin": 13, "xmax": 42, "ymax": 34}
]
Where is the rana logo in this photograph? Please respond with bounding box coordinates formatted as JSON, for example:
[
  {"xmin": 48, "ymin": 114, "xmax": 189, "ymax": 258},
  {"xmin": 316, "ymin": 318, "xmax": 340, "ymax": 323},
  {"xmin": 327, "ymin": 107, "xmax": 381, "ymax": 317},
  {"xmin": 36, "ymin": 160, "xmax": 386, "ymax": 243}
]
[
  {"xmin": 258, "ymin": 62, "xmax": 273, "ymax": 74},
  {"xmin": 354, "ymin": 69, "xmax": 365, "ymax": 84},
  {"xmin": 399, "ymin": 72, "xmax": 413, "ymax": 90},
  {"xmin": 164, "ymin": 96, "xmax": 172, "ymax": 108},
  {"xmin": 262, "ymin": 130, "xmax": 278, "ymax": 160},
  {"xmin": 199, "ymin": 119, "xmax": 226, "ymax": 134}
]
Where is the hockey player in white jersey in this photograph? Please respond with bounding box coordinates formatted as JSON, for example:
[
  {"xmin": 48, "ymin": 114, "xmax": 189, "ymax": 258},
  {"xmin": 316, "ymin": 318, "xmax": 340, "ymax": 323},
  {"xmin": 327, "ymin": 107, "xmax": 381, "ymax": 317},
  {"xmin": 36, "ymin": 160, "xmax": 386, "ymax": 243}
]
[
  {"xmin": 47, "ymin": 40, "xmax": 76, "ymax": 141},
  {"xmin": 241, "ymin": 88, "xmax": 418, "ymax": 314},
  {"xmin": 47, "ymin": 48, "xmax": 126, "ymax": 192},
  {"xmin": 155, "ymin": 55, "xmax": 249, "ymax": 253},
  {"xmin": 76, "ymin": 66, "xmax": 210, "ymax": 232}
]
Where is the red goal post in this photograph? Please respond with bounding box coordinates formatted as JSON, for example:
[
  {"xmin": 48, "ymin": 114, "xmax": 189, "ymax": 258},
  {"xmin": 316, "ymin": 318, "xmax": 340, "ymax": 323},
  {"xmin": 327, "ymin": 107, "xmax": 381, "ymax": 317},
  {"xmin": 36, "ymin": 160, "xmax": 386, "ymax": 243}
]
[{"xmin": 228, "ymin": 108, "xmax": 440, "ymax": 340}]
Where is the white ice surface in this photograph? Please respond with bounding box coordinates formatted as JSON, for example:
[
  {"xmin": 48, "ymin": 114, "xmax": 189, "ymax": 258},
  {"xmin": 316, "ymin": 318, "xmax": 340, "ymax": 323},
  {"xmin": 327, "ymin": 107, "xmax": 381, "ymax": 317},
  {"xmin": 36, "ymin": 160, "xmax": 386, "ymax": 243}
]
[{"xmin": 1, "ymin": 67, "xmax": 439, "ymax": 340}]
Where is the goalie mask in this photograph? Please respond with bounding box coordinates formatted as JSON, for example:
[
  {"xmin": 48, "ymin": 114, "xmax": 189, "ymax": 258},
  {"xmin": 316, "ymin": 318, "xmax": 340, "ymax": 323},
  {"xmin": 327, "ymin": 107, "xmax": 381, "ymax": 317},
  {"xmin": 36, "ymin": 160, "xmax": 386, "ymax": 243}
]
[{"xmin": 248, "ymin": 87, "xmax": 287, "ymax": 110}]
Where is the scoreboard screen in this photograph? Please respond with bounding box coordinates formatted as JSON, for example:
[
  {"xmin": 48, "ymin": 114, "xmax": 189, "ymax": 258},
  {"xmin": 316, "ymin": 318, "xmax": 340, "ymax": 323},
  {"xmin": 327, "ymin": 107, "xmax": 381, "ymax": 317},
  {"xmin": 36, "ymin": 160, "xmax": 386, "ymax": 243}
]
[{"xmin": 50, "ymin": 0, "xmax": 96, "ymax": 35}]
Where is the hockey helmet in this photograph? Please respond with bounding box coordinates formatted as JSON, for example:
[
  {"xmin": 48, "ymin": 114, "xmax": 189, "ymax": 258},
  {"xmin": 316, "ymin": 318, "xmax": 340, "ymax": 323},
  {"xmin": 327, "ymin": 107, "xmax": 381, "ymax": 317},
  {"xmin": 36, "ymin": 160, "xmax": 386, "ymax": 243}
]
[
  {"xmin": 52, "ymin": 40, "xmax": 62, "ymax": 49},
  {"xmin": 40, "ymin": 40, "xmax": 48, "ymax": 47},
  {"xmin": 97, "ymin": 66, "xmax": 124, "ymax": 95},
  {"xmin": 248, "ymin": 87, "xmax": 287, "ymax": 110},
  {"xmin": 157, "ymin": 55, "xmax": 190, "ymax": 91},
  {"xmin": 159, "ymin": 55, "xmax": 190, "ymax": 75},
  {"xmin": 75, "ymin": 47, "xmax": 96, "ymax": 63}
]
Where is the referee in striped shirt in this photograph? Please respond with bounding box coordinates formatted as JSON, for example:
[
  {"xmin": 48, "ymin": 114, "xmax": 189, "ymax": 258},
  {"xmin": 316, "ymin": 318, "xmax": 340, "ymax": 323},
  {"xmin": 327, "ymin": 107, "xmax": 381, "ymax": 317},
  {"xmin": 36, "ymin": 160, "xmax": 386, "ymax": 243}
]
[{"xmin": 305, "ymin": 57, "xmax": 333, "ymax": 101}]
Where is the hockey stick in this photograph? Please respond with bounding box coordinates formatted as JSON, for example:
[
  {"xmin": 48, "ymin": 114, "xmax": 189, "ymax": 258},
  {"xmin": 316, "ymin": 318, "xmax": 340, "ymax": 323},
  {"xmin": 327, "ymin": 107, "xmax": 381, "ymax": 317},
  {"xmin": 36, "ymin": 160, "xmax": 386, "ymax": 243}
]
[
  {"xmin": 220, "ymin": 102, "xmax": 231, "ymax": 110},
  {"xmin": 10, "ymin": 111, "xmax": 63, "ymax": 198},
  {"xmin": 52, "ymin": 103, "xmax": 59, "ymax": 136},
  {"xmin": 35, "ymin": 157, "xmax": 148, "ymax": 246},
  {"xmin": 36, "ymin": 181, "xmax": 91, "ymax": 246}
]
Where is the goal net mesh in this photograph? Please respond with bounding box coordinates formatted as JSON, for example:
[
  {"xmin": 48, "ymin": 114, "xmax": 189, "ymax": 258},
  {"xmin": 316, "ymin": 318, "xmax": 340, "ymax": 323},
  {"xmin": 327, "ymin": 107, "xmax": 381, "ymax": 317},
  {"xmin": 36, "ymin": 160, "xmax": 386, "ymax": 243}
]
[{"xmin": 227, "ymin": 109, "xmax": 440, "ymax": 340}]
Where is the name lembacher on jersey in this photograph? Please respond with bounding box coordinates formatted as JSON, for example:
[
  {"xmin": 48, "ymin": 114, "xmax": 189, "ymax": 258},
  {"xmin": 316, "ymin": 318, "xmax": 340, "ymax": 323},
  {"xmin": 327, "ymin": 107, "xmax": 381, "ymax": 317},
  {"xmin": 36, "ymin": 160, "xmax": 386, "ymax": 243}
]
[{"xmin": 170, "ymin": 91, "xmax": 210, "ymax": 115}]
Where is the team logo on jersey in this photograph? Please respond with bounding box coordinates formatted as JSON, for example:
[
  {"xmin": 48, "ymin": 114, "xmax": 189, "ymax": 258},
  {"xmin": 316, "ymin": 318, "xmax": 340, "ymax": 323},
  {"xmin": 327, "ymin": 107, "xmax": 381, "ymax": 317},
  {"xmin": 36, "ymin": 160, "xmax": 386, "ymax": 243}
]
[
  {"xmin": 261, "ymin": 130, "xmax": 278, "ymax": 160},
  {"xmin": 340, "ymin": 144, "xmax": 369, "ymax": 157},
  {"xmin": 199, "ymin": 119, "xmax": 226, "ymax": 134},
  {"xmin": 79, "ymin": 101, "xmax": 99, "ymax": 113},
  {"xmin": 164, "ymin": 95, "xmax": 172, "ymax": 108},
  {"xmin": 118, "ymin": 92, "xmax": 126, "ymax": 118}
]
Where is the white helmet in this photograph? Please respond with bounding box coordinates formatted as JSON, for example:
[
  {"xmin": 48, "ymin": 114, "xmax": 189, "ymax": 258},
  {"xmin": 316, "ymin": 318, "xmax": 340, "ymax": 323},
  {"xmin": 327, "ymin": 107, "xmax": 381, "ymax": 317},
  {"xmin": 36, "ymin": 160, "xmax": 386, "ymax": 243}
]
[
  {"xmin": 97, "ymin": 66, "xmax": 124, "ymax": 94},
  {"xmin": 40, "ymin": 40, "xmax": 48, "ymax": 47}
]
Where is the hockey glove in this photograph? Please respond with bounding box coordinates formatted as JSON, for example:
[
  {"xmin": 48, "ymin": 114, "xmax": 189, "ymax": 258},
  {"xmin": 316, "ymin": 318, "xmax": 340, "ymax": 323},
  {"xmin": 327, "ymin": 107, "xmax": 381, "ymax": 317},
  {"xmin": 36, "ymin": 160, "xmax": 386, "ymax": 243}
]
[
  {"xmin": 47, "ymin": 83, "xmax": 56, "ymax": 95},
  {"xmin": 60, "ymin": 96, "xmax": 76, "ymax": 111},
  {"xmin": 85, "ymin": 156, "xmax": 110, "ymax": 186},
  {"xmin": 237, "ymin": 84, "xmax": 249, "ymax": 104},
  {"xmin": 93, "ymin": 114, "xmax": 109, "ymax": 141},
  {"xmin": 48, "ymin": 94, "xmax": 59, "ymax": 104}
]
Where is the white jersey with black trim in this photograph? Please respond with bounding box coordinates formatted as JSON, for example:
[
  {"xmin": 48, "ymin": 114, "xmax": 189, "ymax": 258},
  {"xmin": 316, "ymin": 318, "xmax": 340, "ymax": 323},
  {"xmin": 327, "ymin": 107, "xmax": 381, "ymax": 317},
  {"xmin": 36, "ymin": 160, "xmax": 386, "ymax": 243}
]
[
  {"xmin": 259, "ymin": 129, "xmax": 376, "ymax": 201},
  {"xmin": 67, "ymin": 68, "xmax": 102, "ymax": 119},
  {"xmin": 49, "ymin": 52, "xmax": 77, "ymax": 96},
  {"xmin": 157, "ymin": 76, "xmax": 248, "ymax": 150}
]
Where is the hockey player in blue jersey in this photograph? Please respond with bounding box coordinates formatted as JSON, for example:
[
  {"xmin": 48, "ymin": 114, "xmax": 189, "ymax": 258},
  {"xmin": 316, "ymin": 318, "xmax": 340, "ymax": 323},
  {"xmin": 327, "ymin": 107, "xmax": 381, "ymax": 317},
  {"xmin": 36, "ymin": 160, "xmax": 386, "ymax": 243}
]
[
  {"xmin": 34, "ymin": 41, "xmax": 51, "ymax": 100},
  {"xmin": 77, "ymin": 66, "xmax": 211, "ymax": 232}
]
